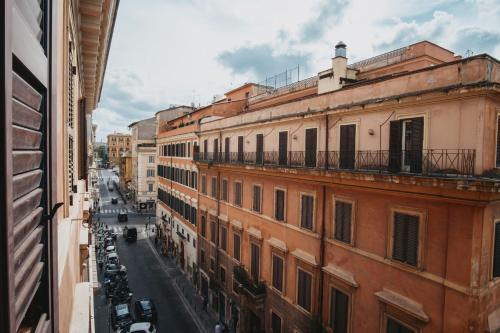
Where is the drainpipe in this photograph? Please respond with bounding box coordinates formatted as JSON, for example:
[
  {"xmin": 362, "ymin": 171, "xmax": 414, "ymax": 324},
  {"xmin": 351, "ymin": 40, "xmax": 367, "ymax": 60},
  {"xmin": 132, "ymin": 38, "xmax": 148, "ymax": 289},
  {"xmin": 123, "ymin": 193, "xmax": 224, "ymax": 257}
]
[
  {"xmin": 324, "ymin": 115, "xmax": 329, "ymax": 170},
  {"xmin": 318, "ymin": 184, "xmax": 326, "ymax": 323}
]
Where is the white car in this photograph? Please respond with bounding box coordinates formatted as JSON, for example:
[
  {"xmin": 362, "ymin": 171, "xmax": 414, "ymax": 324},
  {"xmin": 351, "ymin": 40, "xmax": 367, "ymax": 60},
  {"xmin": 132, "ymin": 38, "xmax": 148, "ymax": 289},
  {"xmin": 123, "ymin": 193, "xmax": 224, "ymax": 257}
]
[
  {"xmin": 106, "ymin": 245, "xmax": 115, "ymax": 253},
  {"xmin": 118, "ymin": 322, "xmax": 157, "ymax": 333}
]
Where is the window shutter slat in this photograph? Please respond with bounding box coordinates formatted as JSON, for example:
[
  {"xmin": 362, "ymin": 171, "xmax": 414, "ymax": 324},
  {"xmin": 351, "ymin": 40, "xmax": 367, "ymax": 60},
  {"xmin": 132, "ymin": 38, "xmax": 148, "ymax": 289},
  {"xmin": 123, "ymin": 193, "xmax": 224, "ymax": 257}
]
[
  {"xmin": 392, "ymin": 213, "xmax": 406, "ymax": 262},
  {"xmin": 332, "ymin": 289, "xmax": 349, "ymax": 333},
  {"xmin": 493, "ymin": 223, "xmax": 500, "ymax": 277},
  {"xmin": 388, "ymin": 120, "xmax": 402, "ymax": 172},
  {"xmin": 409, "ymin": 117, "xmax": 424, "ymax": 173},
  {"xmin": 406, "ymin": 215, "xmax": 419, "ymax": 266}
]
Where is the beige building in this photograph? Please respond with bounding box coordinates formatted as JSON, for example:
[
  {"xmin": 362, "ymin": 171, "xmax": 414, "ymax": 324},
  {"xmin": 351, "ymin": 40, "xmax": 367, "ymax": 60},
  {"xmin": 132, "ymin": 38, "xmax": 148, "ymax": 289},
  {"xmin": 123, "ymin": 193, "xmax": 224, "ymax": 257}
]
[
  {"xmin": 129, "ymin": 118, "xmax": 157, "ymax": 210},
  {"xmin": 1, "ymin": 0, "xmax": 118, "ymax": 332},
  {"xmin": 107, "ymin": 132, "xmax": 131, "ymax": 167}
]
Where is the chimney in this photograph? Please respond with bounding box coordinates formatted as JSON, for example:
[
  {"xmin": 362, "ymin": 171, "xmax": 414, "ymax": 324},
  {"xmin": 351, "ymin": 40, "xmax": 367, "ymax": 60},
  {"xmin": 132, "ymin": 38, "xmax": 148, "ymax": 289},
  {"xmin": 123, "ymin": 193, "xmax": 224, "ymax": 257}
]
[{"xmin": 332, "ymin": 41, "xmax": 348, "ymax": 80}]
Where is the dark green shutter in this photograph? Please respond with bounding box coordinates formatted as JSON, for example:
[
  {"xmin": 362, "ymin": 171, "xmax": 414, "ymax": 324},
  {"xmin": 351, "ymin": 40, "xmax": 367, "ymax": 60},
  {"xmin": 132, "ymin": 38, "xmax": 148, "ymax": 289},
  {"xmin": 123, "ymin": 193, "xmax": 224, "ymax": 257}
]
[
  {"xmin": 493, "ymin": 223, "xmax": 500, "ymax": 277},
  {"xmin": 388, "ymin": 121, "xmax": 402, "ymax": 172},
  {"xmin": 392, "ymin": 213, "xmax": 406, "ymax": 262},
  {"xmin": 409, "ymin": 117, "xmax": 423, "ymax": 173},
  {"xmin": 331, "ymin": 288, "xmax": 349, "ymax": 333}
]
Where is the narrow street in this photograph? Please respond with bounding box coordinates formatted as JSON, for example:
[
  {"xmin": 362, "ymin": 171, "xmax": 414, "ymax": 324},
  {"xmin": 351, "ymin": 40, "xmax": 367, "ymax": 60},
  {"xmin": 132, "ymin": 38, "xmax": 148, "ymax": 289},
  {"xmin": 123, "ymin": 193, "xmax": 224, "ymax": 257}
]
[{"xmin": 93, "ymin": 169, "xmax": 202, "ymax": 333}]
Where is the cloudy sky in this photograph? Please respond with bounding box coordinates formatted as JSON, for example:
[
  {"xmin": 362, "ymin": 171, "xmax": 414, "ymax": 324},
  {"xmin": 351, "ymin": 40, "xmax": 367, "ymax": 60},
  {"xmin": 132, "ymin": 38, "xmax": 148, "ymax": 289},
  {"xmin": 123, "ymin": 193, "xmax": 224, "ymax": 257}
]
[{"xmin": 93, "ymin": 0, "xmax": 500, "ymax": 141}]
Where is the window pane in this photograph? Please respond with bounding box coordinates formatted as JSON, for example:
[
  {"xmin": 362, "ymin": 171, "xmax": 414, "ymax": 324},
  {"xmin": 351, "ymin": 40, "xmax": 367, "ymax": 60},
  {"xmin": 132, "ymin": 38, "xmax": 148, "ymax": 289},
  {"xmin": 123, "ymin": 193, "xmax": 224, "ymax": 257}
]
[
  {"xmin": 297, "ymin": 269, "xmax": 312, "ymax": 311},
  {"xmin": 301, "ymin": 195, "xmax": 314, "ymax": 229},
  {"xmin": 330, "ymin": 288, "xmax": 349, "ymax": 333},
  {"xmin": 271, "ymin": 312, "xmax": 282, "ymax": 333},
  {"xmin": 275, "ymin": 190, "xmax": 285, "ymax": 221},
  {"xmin": 272, "ymin": 255, "xmax": 283, "ymax": 292}
]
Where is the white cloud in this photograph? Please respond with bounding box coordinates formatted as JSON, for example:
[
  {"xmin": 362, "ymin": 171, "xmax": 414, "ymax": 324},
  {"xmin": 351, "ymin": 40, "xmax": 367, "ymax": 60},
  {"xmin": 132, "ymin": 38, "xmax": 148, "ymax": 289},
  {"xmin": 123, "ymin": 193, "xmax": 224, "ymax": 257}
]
[{"xmin": 93, "ymin": 0, "xmax": 500, "ymax": 139}]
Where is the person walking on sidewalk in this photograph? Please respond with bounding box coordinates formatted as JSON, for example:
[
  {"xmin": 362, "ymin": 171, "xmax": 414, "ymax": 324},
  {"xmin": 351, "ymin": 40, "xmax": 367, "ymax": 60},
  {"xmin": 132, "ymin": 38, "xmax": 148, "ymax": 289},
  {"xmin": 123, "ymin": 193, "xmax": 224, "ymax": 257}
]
[{"xmin": 214, "ymin": 323, "xmax": 221, "ymax": 333}]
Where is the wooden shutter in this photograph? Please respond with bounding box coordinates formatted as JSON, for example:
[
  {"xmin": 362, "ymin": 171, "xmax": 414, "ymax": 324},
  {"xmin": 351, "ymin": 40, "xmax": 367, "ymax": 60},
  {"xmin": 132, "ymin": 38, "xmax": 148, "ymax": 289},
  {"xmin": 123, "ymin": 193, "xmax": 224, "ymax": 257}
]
[
  {"xmin": 497, "ymin": 117, "xmax": 500, "ymax": 168},
  {"xmin": 272, "ymin": 255, "xmax": 283, "ymax": 291},
  {"xmin": 256, "ymin": 134, "xmax": 263, "ymax": 164},
  {"xmin": 275, "ymin": 190, "xmax": 285, "ymax": 221},
  {"xmin": 388, "ymin": 120, "xmax": 402, "ymax": 172},
  {"xmin": 201, "ymin": 216, "xmax": 206, "ymax": 237},
  {"xmin": 406, "ymin": 215, "xmax": 419, "ymax": 266},
  {"xmin": 224, "ymin": 137, "xmax": 230, "ymax": 162},
  {"xmin": 305, "ymin": 128, "xmax": 317, "ymax": 167},
  {"xmin": 331, "ymin": 288, "xmax": 349, "ymax": 333},
  {"xmin": 213, "ymin": 138, "xmax": 218, "ymax": 161},
  {"xmin": 335, "ymin": 201, "xmax": 352, "ymax": 243},
  {"xmin": 237, "ymin": 136, "xmax": 244, "ymax": 162},
  {"xmin": 298, "ymin": 270, "xmax": 311, "ymax": 311},
  {"xmin": 301, "ymin": 195, "xmax": 313, "ymax": 229},
  {"xmin": 222, "ymin": 179, "xmax": 228, "ymax": 201},
  {"xmin": 251, "ymin": 243, "xmax": 260, "ymax": 282},
  {"xmin": 278, "ymin": 131, "xmax": 288, "ymax": 166},
  {"xmin": 493, "ymin": 223, "xmax": 500, "ymax": 277},
  {"xmin": 387, "ymin": 318, "xmax": 414, "ymax": 333},
  {"xmin": 409, "ymin": 117, "xmax": 424, "ymax": 173},
  {"xmin": 253, "ymin": 185, "xmax": 261, "ymax": 212},
  {"xmin": 339, "ymin": 125, "xmax": 356, "ymax": 169},
  {"xmin": 233, "ymin": 234, "xmax": 240, "ymax": 261},
  {"xmin": 392, "ymin": 213, "xmax": 406, "ymax": 262}
]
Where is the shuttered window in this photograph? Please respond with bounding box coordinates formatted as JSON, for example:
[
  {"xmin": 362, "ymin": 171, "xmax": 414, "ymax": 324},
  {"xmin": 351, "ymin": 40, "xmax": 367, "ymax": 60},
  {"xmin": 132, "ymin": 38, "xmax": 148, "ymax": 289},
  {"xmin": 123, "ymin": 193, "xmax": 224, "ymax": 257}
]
[
  {"xmin": 213, "ymin": 139, "xmax": 219, "ymax": 160},
  {"xmin": 297, "ymin": 269, "xmax": 312, "ymax": 312},
  {"xmin": 234, "ymin": 182, "xmax": 243, "ymax": 207},
  {"xmin": 233, "ymin": 233, "xmax": 241, "ymax": 261},
  {"xmin": 251, "ymin": 243, "xmax": 260, "ymax": 282},
  {"xmin": 220, "ymin": 266, "xmax": 226, "ymax": 284},
  {"xmin": 386, "ymin": 318, "xmax": 415, "ymax": 333},
  {"xmin": 252, "ymin": 185, "xmax": 262, "ymax": 213},
  {"xmin": 272, "ymin": 255, "xmax": 284, "ymax": 292},
  {"xmin": 211, "ymin": 176, "xmax": 217, "ymax": 198},
  {"xmin": 334, "ymin": 201, "xmax": 353, "ymax": 244},
  {"xmin": 493, "ymin": 222, "xmax": 500, "ymax": 278},
  {"xmin": 392, "ymin": 213, "xmax": 420, "ymax": 266},
  {"xmin": 224, "ymin": 137, "xmax": 230, "ymax": 162},
  {"xmin": 271, "ymin": 312, "xmax": 282, "ymax": 333},
  {"xmin": 256, "ymin": 134, "xmax": 264, "ymax": 164},
  {"xmin": 301, "ymin": 195, "xmax": 314, "ymax": 230},
  {"xmin": 330, "ymin": 288, "xmax": 349, "ymax": 333},
  {"xmin": 237, "ymin": 136, "xmax": 244, "ymax": 162},
  {"xmin": 275, "ymin": 189, "xmax": 285, "ymax": 221},
  {"xmin": 221, "ymin": 226, "xmax": 227, "ymax": 251},
  {"xmin": 201, "ymin": 215, "xmax": 206, "ymax": 237},
  {"xmin": 497, "ymin": 116, "xmax": 500, "ymax": 168},
  {"xmin": 210, "ymin": 219, "xmax": 216, "ymax": 243},
  {"xmin": 201, "ymin": 175, "xmax": 207, "ymax": 194},
  {"xmin": 221, "ymin": 179, "xmax": 228, "ymax": 201}
]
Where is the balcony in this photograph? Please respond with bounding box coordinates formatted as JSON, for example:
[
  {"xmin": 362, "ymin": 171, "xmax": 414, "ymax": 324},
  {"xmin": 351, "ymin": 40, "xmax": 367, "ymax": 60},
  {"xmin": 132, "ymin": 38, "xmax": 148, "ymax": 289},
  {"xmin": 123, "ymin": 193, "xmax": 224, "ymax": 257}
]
[
  {"xmin": 194, "ymin": 149, "xmax": 476, "ymax": 177},
  {"xmin": 233, "ymin": 266, "xmax": 266, "ymax": 300}
]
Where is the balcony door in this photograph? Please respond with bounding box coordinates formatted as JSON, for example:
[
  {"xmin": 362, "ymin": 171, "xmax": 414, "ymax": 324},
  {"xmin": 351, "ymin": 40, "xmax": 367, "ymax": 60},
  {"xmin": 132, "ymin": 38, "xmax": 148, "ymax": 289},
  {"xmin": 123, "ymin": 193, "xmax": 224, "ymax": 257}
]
[
  {"xmin": 237, "ymin": 136, "xmax": 244, "ymax": 162},
  {"xmin": 278, "ymin": 131, "xmax": 288, "ymax": 166},
  {"xmin": 224, "ymin": 137, "xmax": 230, "ymax": 162},
  {"xmin": 339, "ymin": 124, "xmax": 356, "ymax": 169},
  {"xmin": 389, "ymin": 118, "xmax": 423, "ymax": 173},
  {"xmin": 305, "ymin": 128, "xmax": 317, "ymax": 167},
  {"xmin": 213, "ymin": 138, "xmax": 219, "ymax": 161},
  {"xmin": 256, "ymin": 134, "xmax": 263, "ymax": 164}
]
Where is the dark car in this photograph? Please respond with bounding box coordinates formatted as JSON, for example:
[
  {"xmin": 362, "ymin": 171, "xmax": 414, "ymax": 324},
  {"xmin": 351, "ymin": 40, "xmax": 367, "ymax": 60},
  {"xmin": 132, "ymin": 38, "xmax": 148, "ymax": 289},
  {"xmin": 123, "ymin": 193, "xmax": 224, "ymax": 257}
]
[
  {"xmin": 125, "ymin": 227, "xmax": 137, "ymax": 242},
  {"xmin": 111, "ymin": 303, "xmax": 133, "ymax": 330},
  {"xmin": 111, "ymin": 197, "xmax": 118, "ymax": 204},
  {"xmin": 118, "ymin": 211, "xmax": 128, "ymax": 222},
  {"xmin": 134, "ymin": 299, "xmax": 157, "ymax": 322}
]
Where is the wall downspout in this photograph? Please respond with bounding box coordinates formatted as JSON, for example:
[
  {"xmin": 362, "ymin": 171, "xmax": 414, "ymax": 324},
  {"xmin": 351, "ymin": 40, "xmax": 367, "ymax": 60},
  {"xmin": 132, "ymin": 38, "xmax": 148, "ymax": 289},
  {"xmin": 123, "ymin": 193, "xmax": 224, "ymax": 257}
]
[{"xmin": 318, "ymin": 184, "xmax": 327, "ymax": 324}]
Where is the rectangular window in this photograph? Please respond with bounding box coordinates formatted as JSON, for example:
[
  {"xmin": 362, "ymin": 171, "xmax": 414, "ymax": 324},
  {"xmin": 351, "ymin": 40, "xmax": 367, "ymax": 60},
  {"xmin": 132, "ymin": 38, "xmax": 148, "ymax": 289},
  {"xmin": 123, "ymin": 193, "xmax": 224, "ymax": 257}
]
[
  {"xmin": 188, "ymin": 142, "xmax": 191, "ymax": 158},
  {"xmin": 147, "ymin": 169, "xmax": 155, "ymax": 177},
  {"xmin": 250, "ymin": 243, "xmax": 260, "ymax": 282},
  {"xmin": 201, "ymin": 175, "xmax": 207, "ymax": 194},
  {"xmin": 392, "ymin": 212, "xmax": 420, "ymax": 267},
  {"xmin": 275, "ymin": 189, "xmax": 285, "ymax": 221},
  {"xmin": 271, "ymin": 312, "xmax": 282, "ymax": 333},
  {"xmin": 221, "ymin": 179, "xmax": 228, "ymax": 201},
  {"xmin": 233, "ymin": 233, "xmax": 241, "ymax": 261},
  {"xmin": 148, "ymin": 183, "xmax": 153, "ymax": 192},
  {"xmin": 201, "ymin": 215, "xmax": 206, "ymax": 238},
  {"xmin": 237, "ymin": 136, "xmax": 244, "ymax": 162},
  {"xmin": 148, "ymin": 155, "xmax": 155, "ymax": 163},
  {"xmin": 221, "ymin": 226, "xmax": 227, "ymax": 251},
  {"xmin": 297, "ymin": 269, "xmax": 312, "ymax": 312},
  {"xmin": 256, "ymin": 133, "xmax": 264, "ymax": 164},
  {"xmin": 493, "ymin": 222, "xmax": 500, "ymax": 278},
  {"xmin": 220, "ymin": 266, "xmax": 226, "ymax": 284},
  {"xmin": 305, "ymin": 128, "xmax": 317, "ymax": 167},
  {"xmin": 330, "ymin": 288, "xmax": 349, "ymax": 333},
  {"xmin": 224, "ymin": 137, "xmax": 230, "ymax": 162},
  {"xmin": 211, "ymin": 176, "xmax": 217, "ymax": 198},
  {"xmin": 234, "ymin": 181, "xmax": 242, "ymax": 207},
  {"xmin": 252, "ymin": 185, "xmax": 262, "ymax": 213},
  {"xmin": 210, "ymin": 220, "xmax": 216, "ymax": 243},
  {"xmin": 272, "ymin": 255, "xmax": 284, "ymax": 292},
  {"xmin": 386, "ymin": 318, "xmax": 415, "ymax": 333},
  {"xmin": 334, "ymin": 201, "xmax": 353, "ymax": 244},
  {"xmin": 301, "ymin": 195, "xmax": 314, "ymax": 230}
]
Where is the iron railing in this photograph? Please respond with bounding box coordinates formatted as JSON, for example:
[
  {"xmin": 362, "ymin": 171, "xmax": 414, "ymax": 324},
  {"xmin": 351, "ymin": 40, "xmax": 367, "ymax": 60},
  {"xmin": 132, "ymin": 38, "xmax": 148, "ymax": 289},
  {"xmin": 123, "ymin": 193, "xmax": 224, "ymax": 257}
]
[{"xmin": 194, "ymin": 149, "xmax": 476, "ymax": 177}]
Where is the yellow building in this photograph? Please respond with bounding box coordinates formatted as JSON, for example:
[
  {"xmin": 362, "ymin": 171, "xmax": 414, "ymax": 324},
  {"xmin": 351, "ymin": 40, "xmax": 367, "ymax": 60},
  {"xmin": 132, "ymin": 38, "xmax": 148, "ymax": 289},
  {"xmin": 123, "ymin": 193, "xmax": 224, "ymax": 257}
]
[
  {"xmin": 107, "ymin": 132, "xmax": 131, "ymax": 167},
  {"xmin": 1, "ymin": 0, "xmax": 118, "ymax": 332}
]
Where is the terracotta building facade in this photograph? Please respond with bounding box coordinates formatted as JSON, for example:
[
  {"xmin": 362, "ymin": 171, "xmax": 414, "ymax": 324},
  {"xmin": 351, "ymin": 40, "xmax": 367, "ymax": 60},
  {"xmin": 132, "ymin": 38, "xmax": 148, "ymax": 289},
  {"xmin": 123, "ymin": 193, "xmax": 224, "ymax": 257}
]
[
  {"xmin": 107, "ymin": 132, "xmax": 131, "ymax": 167},
  {"xmin": 193, "ymin": 42, "xmax": 500, "ymax": 333}
]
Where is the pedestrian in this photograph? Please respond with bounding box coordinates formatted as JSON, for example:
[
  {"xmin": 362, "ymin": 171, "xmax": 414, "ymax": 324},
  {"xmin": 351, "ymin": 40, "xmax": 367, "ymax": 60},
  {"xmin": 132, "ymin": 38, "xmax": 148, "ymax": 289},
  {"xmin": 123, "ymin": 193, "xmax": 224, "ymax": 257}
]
[{"xmin": 215, "ymin": 323, "xmax": 221, "ymax": 333}]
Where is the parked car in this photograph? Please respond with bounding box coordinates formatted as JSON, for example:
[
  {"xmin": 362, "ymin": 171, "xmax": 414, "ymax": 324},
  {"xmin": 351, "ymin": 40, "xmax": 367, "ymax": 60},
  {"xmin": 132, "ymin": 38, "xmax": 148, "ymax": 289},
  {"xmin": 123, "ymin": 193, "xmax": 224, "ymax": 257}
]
[
  {"xmin": 106, "ymin": 245, "xmax": 116, "ymax": 254},
  {"xmin": 118, "ymin": 211, "xmax": 128, "ymax": 222},
  {"xmin": 117, "ymin": 322, "xmax": 156, "ymax": 333},
  {"xmin": 111, "ymin": 197, "xmax": 118, "ymax": 204},
  {"xmin": 106, "ymin": 252, "xmax": 119, "ymax": 266},
  {"xmin": 125, "ymin": 227, "xmax": 137, "ymax": 242},
  {"xmin": 111, "ymin": 303, "xmax": 133, "ymax": 330},
  {"xmin": 134, "ymin": 299, "xmax": 157, "ymax": 322}
]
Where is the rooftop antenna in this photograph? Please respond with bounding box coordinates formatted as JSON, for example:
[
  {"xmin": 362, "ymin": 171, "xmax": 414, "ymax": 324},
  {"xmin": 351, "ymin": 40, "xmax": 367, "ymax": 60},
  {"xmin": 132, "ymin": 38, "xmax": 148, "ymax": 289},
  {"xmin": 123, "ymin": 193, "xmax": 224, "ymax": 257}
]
[{"xmin": 465, "ymin": 49, "xmax": 474, "ymax": 58}]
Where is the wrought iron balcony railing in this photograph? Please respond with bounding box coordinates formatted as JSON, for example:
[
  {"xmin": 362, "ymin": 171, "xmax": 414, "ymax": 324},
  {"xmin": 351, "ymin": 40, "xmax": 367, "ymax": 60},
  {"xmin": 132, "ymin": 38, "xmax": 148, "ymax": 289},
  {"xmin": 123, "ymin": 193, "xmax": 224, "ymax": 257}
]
[{"xmin": 194, "ymin": 149, "xmax": 476, "ymax": 177}]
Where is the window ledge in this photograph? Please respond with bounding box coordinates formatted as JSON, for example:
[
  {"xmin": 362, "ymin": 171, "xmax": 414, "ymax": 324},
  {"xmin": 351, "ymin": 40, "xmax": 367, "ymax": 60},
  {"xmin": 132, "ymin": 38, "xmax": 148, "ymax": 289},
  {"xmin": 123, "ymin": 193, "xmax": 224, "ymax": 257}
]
[
  {"xmin": 267, "ymin": 237, "xmax": 288, "ymax": 253},
  {"xmin": 375, "ymin": 288, "xmax": 429, "ymax": 323},
  {"xmin": 291, "ymin": 248, "xmax": 318, "ymax": 267},
  {"xmin": 322, "ymin": 264, "xmax": 358, "ymax": 287}
]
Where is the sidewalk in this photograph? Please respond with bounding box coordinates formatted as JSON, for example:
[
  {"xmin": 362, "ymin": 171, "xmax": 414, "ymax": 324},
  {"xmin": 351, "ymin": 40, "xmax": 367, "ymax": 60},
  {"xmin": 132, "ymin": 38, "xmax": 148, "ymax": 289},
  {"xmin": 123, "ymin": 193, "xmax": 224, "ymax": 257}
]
[{"xmin": 147, "ymin": 232, "xmax": 218, "ymax": 333}]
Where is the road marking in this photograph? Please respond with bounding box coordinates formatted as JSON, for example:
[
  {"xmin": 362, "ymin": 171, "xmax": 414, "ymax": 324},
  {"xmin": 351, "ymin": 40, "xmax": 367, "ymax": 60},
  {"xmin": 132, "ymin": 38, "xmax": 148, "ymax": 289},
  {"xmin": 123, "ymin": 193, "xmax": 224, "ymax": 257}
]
[{"xmin": 145, "ymin": 232, "xmax": 205, "ymax": 333}]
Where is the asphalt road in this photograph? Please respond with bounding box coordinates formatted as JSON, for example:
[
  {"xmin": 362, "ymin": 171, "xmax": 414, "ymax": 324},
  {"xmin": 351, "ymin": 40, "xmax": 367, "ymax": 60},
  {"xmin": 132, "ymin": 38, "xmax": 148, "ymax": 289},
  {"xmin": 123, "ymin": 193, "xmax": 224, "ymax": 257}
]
[{"xmin": 94, "ymin": 169, "xmax": 200, "ymax": 333}]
